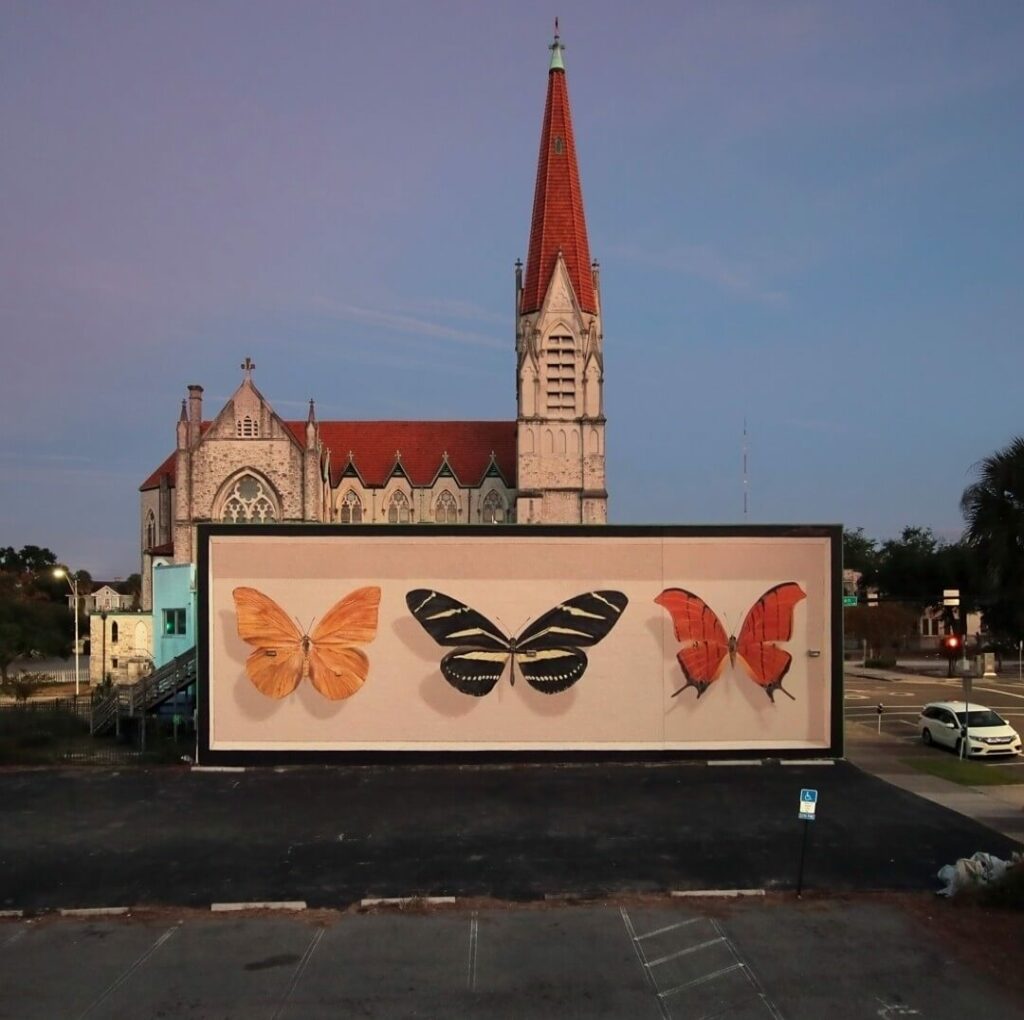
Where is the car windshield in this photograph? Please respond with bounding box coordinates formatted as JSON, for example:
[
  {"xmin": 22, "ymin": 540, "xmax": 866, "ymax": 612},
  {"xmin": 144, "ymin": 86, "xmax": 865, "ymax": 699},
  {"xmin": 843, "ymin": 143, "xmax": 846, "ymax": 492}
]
[{"xmin": 953, "ymin": 709, "xmax": 1005, "ymax": 728}]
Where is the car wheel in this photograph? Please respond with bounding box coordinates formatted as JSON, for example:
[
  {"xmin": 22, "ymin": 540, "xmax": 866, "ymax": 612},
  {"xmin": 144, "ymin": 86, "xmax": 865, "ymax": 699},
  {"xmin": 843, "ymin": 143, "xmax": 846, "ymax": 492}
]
[{"xmin": 922, "ymin": 728, "xmax": 933, "ymax": 746}]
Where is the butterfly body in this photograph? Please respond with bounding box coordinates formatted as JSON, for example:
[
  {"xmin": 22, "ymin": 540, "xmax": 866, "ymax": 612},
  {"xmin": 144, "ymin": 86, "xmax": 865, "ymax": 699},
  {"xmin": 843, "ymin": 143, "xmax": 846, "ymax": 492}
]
[
  {"xmin": 655, "ymin": 583, "xmax": 806, "ymax": 702},
  {"xmin": 406, "ymin": 589, "xmax": 628, "ymax": 697},
  {"xmin": 232, "ymin": 586, "xmax": 381, "ymax": 700}
]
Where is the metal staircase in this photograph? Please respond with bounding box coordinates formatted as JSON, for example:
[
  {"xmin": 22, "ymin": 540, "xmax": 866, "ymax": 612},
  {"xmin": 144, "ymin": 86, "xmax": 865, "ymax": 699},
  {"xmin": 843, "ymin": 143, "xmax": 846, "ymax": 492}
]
[{"xmin": 90, "ymin": 647, "xmax": 196, "ymax": 736}]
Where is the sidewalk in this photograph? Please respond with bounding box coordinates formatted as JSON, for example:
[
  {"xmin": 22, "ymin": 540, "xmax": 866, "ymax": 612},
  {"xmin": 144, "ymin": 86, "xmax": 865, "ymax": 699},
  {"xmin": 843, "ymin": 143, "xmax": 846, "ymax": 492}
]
[{"xmin": 844, "ymin": 667, "xmax": 1024, "ymax": 846}]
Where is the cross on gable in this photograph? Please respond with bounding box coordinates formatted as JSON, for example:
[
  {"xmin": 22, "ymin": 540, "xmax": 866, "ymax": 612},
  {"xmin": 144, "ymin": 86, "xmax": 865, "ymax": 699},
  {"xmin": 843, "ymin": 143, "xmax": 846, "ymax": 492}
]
[{"xmin": 240, "ymin": 357, "xmax": 256, "ymax": 381}]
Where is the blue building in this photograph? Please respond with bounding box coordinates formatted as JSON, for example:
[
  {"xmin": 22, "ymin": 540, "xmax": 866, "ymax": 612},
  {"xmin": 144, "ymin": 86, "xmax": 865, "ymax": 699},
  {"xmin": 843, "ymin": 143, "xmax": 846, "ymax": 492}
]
[{"xmin": 152, "ymin": 562, "xmax": 195, "ymax": 668}]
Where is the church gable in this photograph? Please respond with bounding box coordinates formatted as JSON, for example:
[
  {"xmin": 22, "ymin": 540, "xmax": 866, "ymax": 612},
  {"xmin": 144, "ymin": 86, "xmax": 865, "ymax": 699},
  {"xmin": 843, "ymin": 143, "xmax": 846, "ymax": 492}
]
[{"xmin": 203, "ymin": 361, "xmax": 303, "ymax": 450}]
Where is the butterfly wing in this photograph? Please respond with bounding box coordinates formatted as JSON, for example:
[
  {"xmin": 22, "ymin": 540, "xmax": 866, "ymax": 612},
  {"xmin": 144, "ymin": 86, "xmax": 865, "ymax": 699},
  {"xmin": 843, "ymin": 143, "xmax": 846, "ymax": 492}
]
[
  {"xmin": 406, "ymin": 589, "xmax": 511, "ymax": 696},
  {"xmin": 654, "ymin": 588, "xmax": 730, "ymax": 698},
  {"xmin": 306, "ymin": 586, "xmax": 382, "ymax": 700},
  {"xmin": 516, "ymin": 591, "xmax": 628, "ymax": 694},
  {"xmin": 735, "ymin": 582, "xmax": 806, "ymax": 702},
  {"xmin": 232, "ymin": 586, "xmax": 305, "ymax": 699}
]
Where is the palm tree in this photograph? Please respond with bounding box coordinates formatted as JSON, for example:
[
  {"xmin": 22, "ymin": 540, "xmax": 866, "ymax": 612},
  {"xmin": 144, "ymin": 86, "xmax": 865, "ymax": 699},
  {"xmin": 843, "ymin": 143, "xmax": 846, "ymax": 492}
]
[{"xmin": 960, "ymin": 436, "xmax": 1024, "ymax": 643}]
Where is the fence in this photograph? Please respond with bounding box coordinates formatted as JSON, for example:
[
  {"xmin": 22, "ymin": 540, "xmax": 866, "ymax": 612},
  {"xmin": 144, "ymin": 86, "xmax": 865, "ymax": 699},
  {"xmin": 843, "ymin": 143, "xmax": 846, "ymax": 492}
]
[
  {"xmin": 0, "ymin": 695, "xmax": 94, "ymax": 719},
  {"xmin": 8, "ymin": 668, "xmax": 83, "ymax": 685}
]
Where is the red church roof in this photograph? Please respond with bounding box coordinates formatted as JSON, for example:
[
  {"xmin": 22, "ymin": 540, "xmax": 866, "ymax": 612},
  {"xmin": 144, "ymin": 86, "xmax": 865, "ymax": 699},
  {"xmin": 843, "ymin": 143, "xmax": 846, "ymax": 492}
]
[
  {"xmin": 308, "ymin": 421, "xmax": 515, "ymax": 488},
  {"xmin": 140, "ymin": 421, "xmax": 516, "ymax": 491},
  {"xmin": 520, "ymin": 31, "xmax": 596, "ymax": 315}
]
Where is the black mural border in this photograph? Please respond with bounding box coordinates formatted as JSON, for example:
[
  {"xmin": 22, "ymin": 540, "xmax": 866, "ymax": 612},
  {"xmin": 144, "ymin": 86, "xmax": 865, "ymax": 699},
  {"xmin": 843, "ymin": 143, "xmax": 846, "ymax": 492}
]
[{"xmin": 196, "ymin": 522, "xmax": 844, "ymax": 766}]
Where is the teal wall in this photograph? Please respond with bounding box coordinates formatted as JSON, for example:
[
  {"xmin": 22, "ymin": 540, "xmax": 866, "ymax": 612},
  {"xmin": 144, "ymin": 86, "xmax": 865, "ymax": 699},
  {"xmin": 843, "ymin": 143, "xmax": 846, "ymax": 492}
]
[{"xmin": 153, "ymin": 563, "xmax": 196, "ymax": 667}]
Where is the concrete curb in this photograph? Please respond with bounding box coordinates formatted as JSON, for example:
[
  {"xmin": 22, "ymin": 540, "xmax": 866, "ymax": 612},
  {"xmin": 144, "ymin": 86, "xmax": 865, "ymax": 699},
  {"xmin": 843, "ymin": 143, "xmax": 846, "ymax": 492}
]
[{"xmin": 210, "ymin": 901, "xmax": 307, "ymax": 912}]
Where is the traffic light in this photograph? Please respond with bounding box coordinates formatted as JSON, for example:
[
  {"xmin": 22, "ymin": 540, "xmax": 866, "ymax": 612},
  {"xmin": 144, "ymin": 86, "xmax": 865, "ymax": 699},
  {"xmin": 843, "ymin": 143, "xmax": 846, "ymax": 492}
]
[{"xmin": 943, "ymin": 634, "xmax": 961, "ymax": 653}]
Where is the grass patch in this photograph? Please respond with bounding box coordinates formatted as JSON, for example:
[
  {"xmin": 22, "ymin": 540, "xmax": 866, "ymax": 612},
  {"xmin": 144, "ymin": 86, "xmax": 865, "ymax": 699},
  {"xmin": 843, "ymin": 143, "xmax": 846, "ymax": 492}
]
[
  {"xmin": 976, "ymin": 860, "xmax": 1024, "ymax": 910},
  {"xmin": 900, "ymin": 755, "xmax": 1024, "ymax": 786}
]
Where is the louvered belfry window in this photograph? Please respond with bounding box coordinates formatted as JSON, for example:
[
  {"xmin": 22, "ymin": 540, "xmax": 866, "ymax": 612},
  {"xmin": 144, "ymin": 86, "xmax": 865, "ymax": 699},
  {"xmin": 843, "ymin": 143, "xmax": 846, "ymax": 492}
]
[{"xmin": 545, "ymin": 334, "xmax": 576, "ymax": 413}]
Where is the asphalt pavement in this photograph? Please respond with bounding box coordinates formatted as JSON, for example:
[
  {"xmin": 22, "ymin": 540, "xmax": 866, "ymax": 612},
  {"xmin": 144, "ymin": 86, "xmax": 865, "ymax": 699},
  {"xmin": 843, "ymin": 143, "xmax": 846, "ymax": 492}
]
[
  {"xmin": 0, "ymin": 752, "xmax": 1019, "ymax": 914},
  {"xmin": 3, "ymin": 901, "xmax": 1023, "ymax": 1020}
]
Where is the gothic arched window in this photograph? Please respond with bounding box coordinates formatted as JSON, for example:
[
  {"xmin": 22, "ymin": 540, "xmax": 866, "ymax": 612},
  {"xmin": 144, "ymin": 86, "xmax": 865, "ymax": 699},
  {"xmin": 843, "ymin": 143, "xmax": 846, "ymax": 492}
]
[
  {"xmin": 435, "ymin": 490, "xmax": 458, "ymax": 524},
  {"xmin": 110, "ymin": 621, "xmax": 119, "ymax": 643},
  {"xmin": 340, "ymin": 490, "xmax": 363, "ymax": 524},
  {"xmin": 145, "ymin": 510, "xmax": 156, "ymax": 550},
  {"xmin": 219, "ymin": 473, "xmax": 278, "ymax": 522},
  {"xmin": 387, "ymin": 490, "xmax": 410, "ymax": 524},
  {"xmin": 482, "ymin": 489, "xmax": 505, "ymax": 523}
]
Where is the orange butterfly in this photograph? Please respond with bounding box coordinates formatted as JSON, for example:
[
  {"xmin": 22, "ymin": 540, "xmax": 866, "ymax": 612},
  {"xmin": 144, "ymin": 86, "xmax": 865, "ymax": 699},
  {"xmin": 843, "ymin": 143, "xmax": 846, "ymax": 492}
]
[
  {"xmin": 232, "ymin": 586, "xmax": 381, "ymax": 700},
  {"xmin": 654, "ymin": 583, "xmax": 806, "ymax": 702}
]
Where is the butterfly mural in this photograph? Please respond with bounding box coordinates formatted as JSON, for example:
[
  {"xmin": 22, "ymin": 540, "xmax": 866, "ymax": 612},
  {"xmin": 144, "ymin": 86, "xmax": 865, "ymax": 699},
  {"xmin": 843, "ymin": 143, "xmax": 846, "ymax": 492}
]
[
  {"xmin": 654, "ymin": 583, "xmax": 806, "ymax": 702},
  {"xmin": 405, "ymin": 589, "xmax": 629, "ymax": 697},
  {"xmin": 232, "ymin": 586, "xmax": 381, "ymax": 700}
]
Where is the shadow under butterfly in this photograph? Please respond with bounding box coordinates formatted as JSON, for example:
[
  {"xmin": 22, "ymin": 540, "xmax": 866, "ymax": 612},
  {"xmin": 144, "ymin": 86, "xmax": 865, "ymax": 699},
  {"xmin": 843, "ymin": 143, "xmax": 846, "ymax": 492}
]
[{"xmin": 405, "ymin": 589, "xmax": 629, "ymax": 697}]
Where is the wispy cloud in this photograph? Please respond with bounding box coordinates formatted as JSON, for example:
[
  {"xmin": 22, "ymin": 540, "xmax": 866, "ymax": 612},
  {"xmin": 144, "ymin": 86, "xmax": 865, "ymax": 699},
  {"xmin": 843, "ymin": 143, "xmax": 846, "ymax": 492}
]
[
  {"xmin": 399, "ymin": 297, "xmax": 506, "ymax": 326},
  {"xmin": 305, "ymin": 297, "xmax": 504, "ymax": 350},
  {"xmin": 608, "ymin": 243, "xmax": 788, "ymax": 307}
]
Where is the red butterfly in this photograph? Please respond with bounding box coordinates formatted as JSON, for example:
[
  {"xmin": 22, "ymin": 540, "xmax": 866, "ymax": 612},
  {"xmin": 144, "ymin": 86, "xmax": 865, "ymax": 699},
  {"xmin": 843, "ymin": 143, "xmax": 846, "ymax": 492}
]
[{"xmin": 654, "ymin": 583, "xmax": 806, "ymax": 702}]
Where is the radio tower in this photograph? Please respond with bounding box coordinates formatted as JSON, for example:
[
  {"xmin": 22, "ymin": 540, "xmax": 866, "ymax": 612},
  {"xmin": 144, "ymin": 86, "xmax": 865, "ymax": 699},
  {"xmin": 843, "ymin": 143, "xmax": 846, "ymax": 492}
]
[{"xmin": 742, "ymin": 417, "xmax": 749, "ymax": 519}]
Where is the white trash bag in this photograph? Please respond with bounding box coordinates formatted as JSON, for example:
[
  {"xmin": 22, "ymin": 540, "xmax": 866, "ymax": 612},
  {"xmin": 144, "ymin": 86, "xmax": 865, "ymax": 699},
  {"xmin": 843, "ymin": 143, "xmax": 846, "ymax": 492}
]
[{"xmin": 936, "ymin": 851, "xmax": 1021, "ymax": 897}]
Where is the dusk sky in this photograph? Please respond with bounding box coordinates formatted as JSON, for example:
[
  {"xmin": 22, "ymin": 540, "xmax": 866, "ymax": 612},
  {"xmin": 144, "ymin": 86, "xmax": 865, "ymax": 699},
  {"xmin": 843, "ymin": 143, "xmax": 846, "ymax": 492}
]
[{"xmin": 2, "ymin": 1, "xmax": 1022, "ymax": 578}]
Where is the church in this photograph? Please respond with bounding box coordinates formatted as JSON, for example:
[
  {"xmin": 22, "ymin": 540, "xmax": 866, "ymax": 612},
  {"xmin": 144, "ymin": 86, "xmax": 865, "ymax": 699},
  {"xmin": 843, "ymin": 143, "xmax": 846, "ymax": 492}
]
[{"xmin": 138, "ymin": 30, "xmax": 608, "ymax": 613}]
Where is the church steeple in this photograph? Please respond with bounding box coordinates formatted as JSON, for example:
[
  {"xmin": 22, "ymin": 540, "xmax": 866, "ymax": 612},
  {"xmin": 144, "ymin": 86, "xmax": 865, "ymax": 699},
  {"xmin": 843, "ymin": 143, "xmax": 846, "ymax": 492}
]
[
  {"xmin": 520, "ymin": 22, "xmax": 596, "ymax": 315},
  {"xmin": 515, "ymin": 26, "xmax": 607, "ymax": 527}
]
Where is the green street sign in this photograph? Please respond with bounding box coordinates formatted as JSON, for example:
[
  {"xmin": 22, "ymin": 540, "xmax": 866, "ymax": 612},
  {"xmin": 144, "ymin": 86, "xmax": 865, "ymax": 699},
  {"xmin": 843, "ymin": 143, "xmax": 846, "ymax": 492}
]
[{"xmin": 843, "ymin": 595, "xmax": 858, "ymax": 607}]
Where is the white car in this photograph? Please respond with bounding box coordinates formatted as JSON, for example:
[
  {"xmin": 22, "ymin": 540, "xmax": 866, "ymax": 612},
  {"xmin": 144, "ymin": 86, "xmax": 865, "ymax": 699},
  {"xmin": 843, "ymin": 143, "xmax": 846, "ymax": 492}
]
[{"xmin": 918, "ymin": 701, "xmax": 1022, "ymax": 757}]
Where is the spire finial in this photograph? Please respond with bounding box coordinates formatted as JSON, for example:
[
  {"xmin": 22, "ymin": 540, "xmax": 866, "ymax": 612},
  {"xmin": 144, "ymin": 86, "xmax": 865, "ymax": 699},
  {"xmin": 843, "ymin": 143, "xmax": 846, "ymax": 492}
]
[
  {"xmin": 549, "ymin": 18, "xmax": 565, "ymax": 71},
  {"xmin": 240, "ymin": 356, "xmax": 255, "ymax": 381}
]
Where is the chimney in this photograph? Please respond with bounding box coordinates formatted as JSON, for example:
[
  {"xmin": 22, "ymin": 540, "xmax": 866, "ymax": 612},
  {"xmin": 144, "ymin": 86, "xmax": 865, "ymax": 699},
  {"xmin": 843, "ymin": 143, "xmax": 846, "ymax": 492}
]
[{"xmin": 187, "ymin": 385, "xmax": 203, "ymax": 448}]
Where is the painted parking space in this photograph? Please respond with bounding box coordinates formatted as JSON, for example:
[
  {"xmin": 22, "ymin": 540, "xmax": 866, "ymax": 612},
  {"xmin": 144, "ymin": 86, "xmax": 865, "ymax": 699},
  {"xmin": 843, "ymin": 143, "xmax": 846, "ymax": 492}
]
[{"xmin": 3, "ymin": 904, "xmax": 1023, "ymax": 1020}]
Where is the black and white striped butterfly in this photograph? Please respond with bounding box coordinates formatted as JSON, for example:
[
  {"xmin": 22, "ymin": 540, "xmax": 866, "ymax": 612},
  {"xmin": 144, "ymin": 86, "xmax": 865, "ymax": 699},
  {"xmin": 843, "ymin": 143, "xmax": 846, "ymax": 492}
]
[{"xmin": 405, "ymin": 589, "xmax": 629, "ymax": 696}]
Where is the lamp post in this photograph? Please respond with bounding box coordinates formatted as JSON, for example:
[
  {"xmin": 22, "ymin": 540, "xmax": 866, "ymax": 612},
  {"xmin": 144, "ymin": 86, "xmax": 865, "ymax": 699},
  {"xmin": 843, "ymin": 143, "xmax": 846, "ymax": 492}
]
[{"xmin": 53, "ymin": 567, "xmax": 81, "ymax": 697}]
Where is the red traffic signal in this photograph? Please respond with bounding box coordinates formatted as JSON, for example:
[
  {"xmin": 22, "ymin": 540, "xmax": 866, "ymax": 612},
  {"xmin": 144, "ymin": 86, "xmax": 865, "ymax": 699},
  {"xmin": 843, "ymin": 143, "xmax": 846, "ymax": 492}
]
[{"xmin": 943, "ymin": 635, "xmax": 961, "ymax": 652}]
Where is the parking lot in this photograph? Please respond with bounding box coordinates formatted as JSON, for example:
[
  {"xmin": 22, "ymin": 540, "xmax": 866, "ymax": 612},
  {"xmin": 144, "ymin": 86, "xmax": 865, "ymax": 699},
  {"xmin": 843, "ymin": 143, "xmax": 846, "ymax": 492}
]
[{"xmin": 2, "ymin": 899, "xmax": 1023, "ymax": 1020}]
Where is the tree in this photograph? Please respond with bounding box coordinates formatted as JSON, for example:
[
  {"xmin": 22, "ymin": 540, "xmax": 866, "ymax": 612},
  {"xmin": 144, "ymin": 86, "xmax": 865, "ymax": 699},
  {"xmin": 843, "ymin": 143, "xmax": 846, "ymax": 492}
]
[
  {"xmin": 843, "ymin": 528, "xmax": 879, "ymax": 587},
  {"xmin": 844, "ymin": 603, "xmax": 919, "ymax": 663},
  {"xmin": 124, "ymin": 573, "xmax": 142, "ymax": 611},
  {"xmin": 0, "ymin": 545, "xmax": 69, "ymax": 603},
  {"xmin": 960, "ymin": 436, "xmax": 1024, "ymax": 644},
  {"xmin": 0, "ymin": 595, "xmax": 71, "ymax": 683}
]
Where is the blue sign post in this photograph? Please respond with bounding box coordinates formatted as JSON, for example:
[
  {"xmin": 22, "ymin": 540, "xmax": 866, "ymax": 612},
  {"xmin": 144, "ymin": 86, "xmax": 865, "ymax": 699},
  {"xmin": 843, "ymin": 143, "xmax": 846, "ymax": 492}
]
[{"xmin": 796, "ymin": 789, "xmax": 818, "ymax": 896}]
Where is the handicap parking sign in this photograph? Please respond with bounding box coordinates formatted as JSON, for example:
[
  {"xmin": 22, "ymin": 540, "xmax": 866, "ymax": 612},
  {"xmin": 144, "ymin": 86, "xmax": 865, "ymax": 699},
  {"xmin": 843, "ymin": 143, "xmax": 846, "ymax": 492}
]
[{"xmin": 799, "ymin": 788, "xmax": 818, "ymax": 821}]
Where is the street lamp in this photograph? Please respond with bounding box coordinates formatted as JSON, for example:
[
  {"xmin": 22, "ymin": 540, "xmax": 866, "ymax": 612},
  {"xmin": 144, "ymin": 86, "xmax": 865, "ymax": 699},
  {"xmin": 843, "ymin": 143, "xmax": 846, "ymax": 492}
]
[{"xmin": 53, "ymin": 567, "xmax": 81, "ymax": 697}]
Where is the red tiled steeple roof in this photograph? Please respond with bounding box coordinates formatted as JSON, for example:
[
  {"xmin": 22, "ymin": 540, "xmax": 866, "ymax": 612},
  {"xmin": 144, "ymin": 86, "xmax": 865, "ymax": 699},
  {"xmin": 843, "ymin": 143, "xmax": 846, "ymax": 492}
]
[
  {"xmin": 140, "ymin": 421, "xmax": 516, "ymax": 491},
  {"xmin": 520, "ymin": 30, "xmax": 596, "ymax": 315}
]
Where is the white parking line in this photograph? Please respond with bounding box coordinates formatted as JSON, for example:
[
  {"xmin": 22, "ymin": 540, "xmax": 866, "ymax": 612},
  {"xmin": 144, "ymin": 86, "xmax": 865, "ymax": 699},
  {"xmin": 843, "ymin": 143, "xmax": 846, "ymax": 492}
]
[
  {"xmin": 271, "ymin": 927, "xmax": 325, "ymax": 1020},
  {"xmin": 76, "ymin": 926, "xmax": 178, "ymax": 1020},
  {"xmin": 975, "ymin": 686, "xmax": 1024, "ymax": 701},
  {"xmin": 633, "ymin": 917, "xmax": 701, "ymax": 941},
  {"xmin": 619, "ymin": 908, "xmax": 670, "ymax": 1018},
  {"xmin": 658, "ymin": 962, "xmax": 745, "ymax": 999},
  {"xmin": 467, "ymin": 913, "xmax": 479, "ymax": 991}
]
